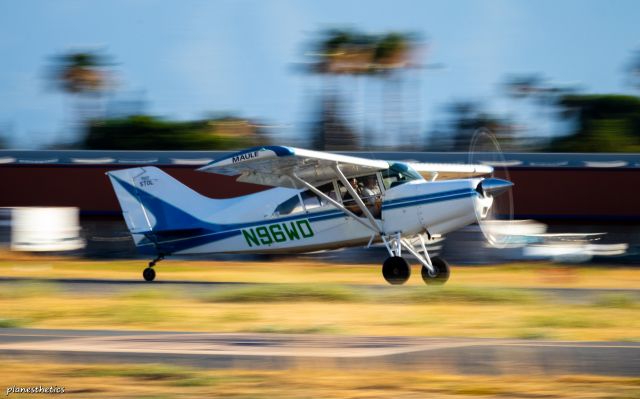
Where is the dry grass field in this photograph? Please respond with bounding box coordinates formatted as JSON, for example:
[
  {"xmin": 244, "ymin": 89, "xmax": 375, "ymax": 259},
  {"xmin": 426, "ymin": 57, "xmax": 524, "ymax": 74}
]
[
  {"xmin": 0, "ymin": 256, "xmax": 638, "ymax": 341},
  {"xmin": 1, "ymin": 255, "xmax": 638, "ymax": 398},
  {"xmin": 1, "ymin": 360, "xmax": 639, "ymax": 399}
]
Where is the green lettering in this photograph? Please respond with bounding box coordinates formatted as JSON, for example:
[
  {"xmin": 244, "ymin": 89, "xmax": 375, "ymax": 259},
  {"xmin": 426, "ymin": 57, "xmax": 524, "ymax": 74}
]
[
  {"xmin": 242, "ymin": 229, "xmax": 260, "ymax": 247},
  {"xmin": 283, "ymin": 222, "xmax": 300, "ymax": 240},
  {"xmin": 270, "ymin": 224, "xmax": 286, "ymax": 242},
  {"xmin": 256, "ymin": 226, "xmax": 273, "ymax": 245},
  {"xmin": 297, "ymin": 220, "xmax": 314, "ymax": 238}
]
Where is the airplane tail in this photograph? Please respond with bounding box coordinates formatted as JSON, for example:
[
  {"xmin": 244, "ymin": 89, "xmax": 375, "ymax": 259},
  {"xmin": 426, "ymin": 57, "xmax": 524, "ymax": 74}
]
[{"xmin": 106, "ymin": 167, "xmax": 215, "ymax": 235}]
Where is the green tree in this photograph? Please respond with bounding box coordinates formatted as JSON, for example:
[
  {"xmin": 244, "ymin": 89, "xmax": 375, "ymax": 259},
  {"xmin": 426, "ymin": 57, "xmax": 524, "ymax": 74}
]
[
  {"xmin": 84, "ymin": 115, "xmax": 262, "ymax": 150},
  {"xmin": 548, "ymin": 94, "xmax": 640, "ymax": 152}
]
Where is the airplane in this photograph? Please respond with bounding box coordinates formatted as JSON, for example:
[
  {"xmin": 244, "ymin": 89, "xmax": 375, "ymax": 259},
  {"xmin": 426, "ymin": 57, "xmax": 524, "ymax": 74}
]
[{"xmin": 106, "ymin": 145, "xmax": 513, "ymax": 285}]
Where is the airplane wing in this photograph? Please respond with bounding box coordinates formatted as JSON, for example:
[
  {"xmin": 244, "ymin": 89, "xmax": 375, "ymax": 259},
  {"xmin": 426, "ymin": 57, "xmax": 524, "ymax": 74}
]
[
  {"xmin": 198, "ymin": 146, "xmax": 389, "ymax": 188},
  {"xmin": 409, "ymin": 162, "xmax": 494, "ymax": 181}
]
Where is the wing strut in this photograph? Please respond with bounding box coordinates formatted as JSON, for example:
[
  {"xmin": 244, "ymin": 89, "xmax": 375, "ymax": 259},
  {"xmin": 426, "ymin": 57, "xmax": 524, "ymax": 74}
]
[
  {"xmin": 291, "ymin": 173, "xmax": 379, "ymax": 234},
  {"xmin": 332, "ymin": 164, "xmax": 383, "ymax": 234}
]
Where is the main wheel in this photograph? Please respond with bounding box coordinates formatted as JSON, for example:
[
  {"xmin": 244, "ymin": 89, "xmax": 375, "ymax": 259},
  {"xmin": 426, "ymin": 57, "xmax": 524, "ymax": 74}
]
[
  {"xmin": 382, "ymin": 256, "xmax": 411, "ymax": 285},
  {"xmin": 421, "ymin": 257, "xmax": 450, "ymax": 285},
  {"xmin": 143, "ymin": 267, "xmax": 156, "ymax": 282}
]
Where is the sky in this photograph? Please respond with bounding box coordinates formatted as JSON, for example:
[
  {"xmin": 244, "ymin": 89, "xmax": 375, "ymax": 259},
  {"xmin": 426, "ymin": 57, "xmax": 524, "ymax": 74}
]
[{"xmin": 0, "ymin": 0, "xmax": 638, "ymax": 148}]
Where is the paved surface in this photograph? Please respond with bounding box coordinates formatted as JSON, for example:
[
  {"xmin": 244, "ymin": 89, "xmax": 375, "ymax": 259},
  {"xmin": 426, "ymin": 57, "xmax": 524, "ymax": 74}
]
[
  {"xmin": 0, "ymin": 329, "xmax": 638, "ymax": 376},
  {"xmin": 1, "ymin": 277, "xmax": 638, "ymax": 304}
]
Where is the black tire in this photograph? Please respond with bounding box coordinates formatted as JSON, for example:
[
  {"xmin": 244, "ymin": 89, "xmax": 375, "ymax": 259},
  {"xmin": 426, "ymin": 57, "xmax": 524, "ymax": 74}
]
[
  {"xmin": 143, "ymin": 267, "xmax": 156, "ymax": 282},
  {"xmin": 421, "ymin": 257, "xmax": 450, "ymax": 285},
  {"xmin": 382, "ymin": 256, "xmax": 411, "ymax": 285}
]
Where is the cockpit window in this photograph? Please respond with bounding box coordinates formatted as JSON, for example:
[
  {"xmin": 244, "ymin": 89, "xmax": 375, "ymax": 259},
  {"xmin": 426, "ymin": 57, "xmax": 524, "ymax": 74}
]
[{"xmin": 381, "ymin": 162, "xmax": 423, "ymax": 190}]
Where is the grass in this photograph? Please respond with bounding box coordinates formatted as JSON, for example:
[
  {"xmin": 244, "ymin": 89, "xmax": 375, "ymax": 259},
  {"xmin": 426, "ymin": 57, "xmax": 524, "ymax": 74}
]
[
  {"xmin": 592, "ymin": 293, "xmax": 639, "ymax": 308},
  {"xmin": 0, "ymin": 257, "xmax": 638, "ymax": 340},
  {"xmin": 0, "ymin": 318, "xmax": 22, "ymax": 328},
  {"xmin": 200, "ymin": 284, "xmax": 541, "ymax": 305},
  {"xmin": 524, "ymin": 313, "xmax": 612, "ymax": 329},
  {"xmin": 201, "ymin": 284, "xmax": 362, "ymax": 303},
  {"xmin": 384, "ymin": 286, "xmax": 540, "ymax": 304},
  {"xmin": 1, "ymin": 255, "xmax": 639, "ymax": 289},
  {"xmin": 72, "ymin": 364, "xmax": 216, "ymax": 386},
  {"xmin": 1, "ymin": 359, "xmax": 639, "ymax": 398},
  {"xmin": 0, "ymin": 281, "xmax": 60, "ymax": 299},
  {"xmin": 0, "ymin": 280, "xmax": 638, "ymax": 340}
]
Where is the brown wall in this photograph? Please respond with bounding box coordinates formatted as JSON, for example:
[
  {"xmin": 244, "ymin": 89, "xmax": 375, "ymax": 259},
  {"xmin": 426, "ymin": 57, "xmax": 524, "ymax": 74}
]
[
  {"xmin": 0, "ymin": 165, "xmax": 269, "ymax": 214},
  {"xmin": 1, "ymin": 165, "xmax": 639, "ymax": 220},
  {"xmin": 508, "ymin": 168, "xmax": 640, "ymax": 220}
]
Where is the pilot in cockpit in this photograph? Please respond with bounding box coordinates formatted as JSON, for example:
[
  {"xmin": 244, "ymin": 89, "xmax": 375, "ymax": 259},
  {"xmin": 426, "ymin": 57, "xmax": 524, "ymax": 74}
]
[{"xmin": 362, "ymin": 175, "xmax": 381, "ymax": 217}]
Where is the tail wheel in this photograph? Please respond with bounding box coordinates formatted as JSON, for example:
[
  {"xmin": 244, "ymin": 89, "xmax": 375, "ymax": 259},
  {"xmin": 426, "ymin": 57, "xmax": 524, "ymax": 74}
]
[
  {"xmin": 421, "ymin": 257, "xmax": 450, "ymax": 285},
  {"xmin": 143, "ymin": 267, "xmax": 156, "ymax": 282},
  {"xmin": 382, "ymin": 256, "xmax": 411, "ymax": 285}
]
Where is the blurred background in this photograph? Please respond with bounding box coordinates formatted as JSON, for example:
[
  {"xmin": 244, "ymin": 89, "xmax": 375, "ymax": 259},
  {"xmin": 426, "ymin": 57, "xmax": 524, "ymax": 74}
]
[
  {"xmin": 0, "ymin": 0, "xmax": 639, "ymax": 152},
  {"xmin": 1, "ymin": 0, "xmax": 639, "ymax": 262},
  {"xmin": 1, "ymin": 2, "xmax": 639, "ymax": 397}
]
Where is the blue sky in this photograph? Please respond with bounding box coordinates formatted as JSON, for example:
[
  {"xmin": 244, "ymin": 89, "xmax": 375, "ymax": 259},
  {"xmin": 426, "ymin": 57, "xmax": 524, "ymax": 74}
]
[{"xmin": 0, "ymin": 0, "xmax": 638, "ymax": 148}]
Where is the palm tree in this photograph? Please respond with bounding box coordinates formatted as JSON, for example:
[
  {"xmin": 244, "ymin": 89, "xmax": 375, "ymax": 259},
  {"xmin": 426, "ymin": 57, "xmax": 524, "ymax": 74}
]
[
  {"xmin": 306, "ymin": 29, "xmax": 418, "ymax": 150},
  {"xmin": 307, "ymin": 29, "xmax": 370, "ymax": 149},
  {"xmin": 50, "ymin": 50, "xmax": 112, "ymax": 145},
  {"xmin": 372, "ymin": 32, "xmax": 415, "ymax": 148},
  {"xmin": 54, "ymin": 52, "xmax": 109, "ymax": 93}
]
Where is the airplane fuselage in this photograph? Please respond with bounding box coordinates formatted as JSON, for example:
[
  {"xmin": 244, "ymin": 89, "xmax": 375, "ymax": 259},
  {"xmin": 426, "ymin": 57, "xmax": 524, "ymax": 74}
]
[{"xmin": 131, "ymin": 178, "xmax": 487, "ymax": 256}]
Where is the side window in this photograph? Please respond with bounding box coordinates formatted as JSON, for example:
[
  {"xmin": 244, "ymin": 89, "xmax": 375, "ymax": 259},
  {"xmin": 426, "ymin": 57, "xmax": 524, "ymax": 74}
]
[
  {"xmin": 337, "ymin": 178, "xmax": 363, "ymax": 206},
  {"xmin": 304, "ymin": 182, "xmax": 337, "ymax": 210},
  {"xmin": 301, "ymin": 190, "xmax": 321, "ymax": 209},
  {"xmin": 275, "ymin": 183, "xmax": 337, "ymax": 216},
  {"xmin": 337, "ymin": 174, "xmax": 382, "ymax": 218},
  {"xmin": 274, "ymin": 194, "xmax": 302, "ymax": 216},
  {"xmin": 360, "ymin": 174, "xmax": 381, "ymax": 202}
]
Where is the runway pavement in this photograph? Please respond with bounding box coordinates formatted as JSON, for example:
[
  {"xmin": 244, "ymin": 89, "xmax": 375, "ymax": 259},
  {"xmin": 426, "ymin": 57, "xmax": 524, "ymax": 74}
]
[{"xmin": 0, "ymin": 328, "xmax": 638, "ymax": 376}]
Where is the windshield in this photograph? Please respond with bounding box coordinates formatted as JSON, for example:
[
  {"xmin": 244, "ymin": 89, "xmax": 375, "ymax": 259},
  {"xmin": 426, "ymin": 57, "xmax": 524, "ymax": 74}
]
[{"xmin": 381, "ymin": 162, "xmax": 423, "ymax": 190}]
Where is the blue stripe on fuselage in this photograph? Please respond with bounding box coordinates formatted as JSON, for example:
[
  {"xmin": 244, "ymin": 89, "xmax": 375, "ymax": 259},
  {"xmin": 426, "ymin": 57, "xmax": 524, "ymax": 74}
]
[{"xmin": 382, "ymin": 188, "xmax": 477, "ymax": 211}]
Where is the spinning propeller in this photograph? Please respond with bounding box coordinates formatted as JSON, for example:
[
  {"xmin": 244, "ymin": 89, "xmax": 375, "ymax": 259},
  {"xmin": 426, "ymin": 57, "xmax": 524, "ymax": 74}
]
[{"xmin": 467, "ymin": 128, "xmax": 515, "ymax": 248}]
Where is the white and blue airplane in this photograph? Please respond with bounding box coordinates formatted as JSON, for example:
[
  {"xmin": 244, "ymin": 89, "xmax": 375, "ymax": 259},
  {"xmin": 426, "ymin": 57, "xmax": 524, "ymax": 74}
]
[{"xmin": 107, "ymin": 146, "xmax": 513, "ymax": 285}]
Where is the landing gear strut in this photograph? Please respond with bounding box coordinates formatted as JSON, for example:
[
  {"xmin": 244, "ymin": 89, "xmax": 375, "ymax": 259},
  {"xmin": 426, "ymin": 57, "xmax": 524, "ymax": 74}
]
[
  {"xmin": 380, "ymin": 232, "xmax": 450, "ymax": 286},
  {"xmin": 143, "ymin": 254, "xmax": 164, "ymax": 282}
]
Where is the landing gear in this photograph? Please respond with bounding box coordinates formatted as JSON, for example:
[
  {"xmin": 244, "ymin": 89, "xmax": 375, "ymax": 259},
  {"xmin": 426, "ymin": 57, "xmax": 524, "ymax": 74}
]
[
  {"xmin": 382, "ymin": 256, "xmax": 411, "ymax": 285},
  {"xmin": 421, "ymin": 256, "xmax": 450, "ymax": 285},
  {"xmin": 149, "ymin": 253, "xmax": 164, "ymax": 268},
  {"xmin": 380, "ymin": 232, "xmax": 450, "ymax": 286},
  {"xmin": 143, "ymin": 267, "xmax": 156, "ymax": 282},
  {"xmin": 143, "ymin": 254, "xmax": 165, "ymax": 282}
]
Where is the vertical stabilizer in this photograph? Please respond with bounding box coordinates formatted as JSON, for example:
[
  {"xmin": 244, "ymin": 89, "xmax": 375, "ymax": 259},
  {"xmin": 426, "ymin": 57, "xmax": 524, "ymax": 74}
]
[{"xmin": 106, "ymin": 167, "xmax": 214, "ymax": 234}]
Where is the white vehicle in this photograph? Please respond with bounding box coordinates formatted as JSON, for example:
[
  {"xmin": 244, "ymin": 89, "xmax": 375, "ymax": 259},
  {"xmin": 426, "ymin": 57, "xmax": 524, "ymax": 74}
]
[{"xmin": 107, "ymin": 146, "xmax": 512, "ymax": 285}]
